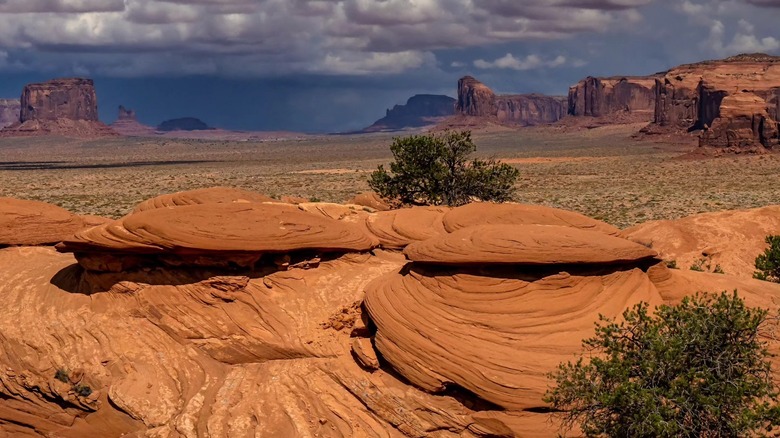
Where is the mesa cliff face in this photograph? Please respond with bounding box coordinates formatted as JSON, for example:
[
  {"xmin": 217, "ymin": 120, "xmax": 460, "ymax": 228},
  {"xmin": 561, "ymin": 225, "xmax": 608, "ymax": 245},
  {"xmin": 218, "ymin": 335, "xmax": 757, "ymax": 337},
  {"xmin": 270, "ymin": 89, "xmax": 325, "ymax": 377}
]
[
  {"xmin": 0, "ymin": 98, "xmax": 20, "ymax": 128},
  {"xmin": 653, "ymin": 53, "xmax": 780, "ymax": 150},
  {"xmin": 456, "ymin": 76, "xmax": 566, "ymax": 125},
  {"xmin": 567, "ymin": 76, "xmax": 658, "ymax": 120},
  {"xmin": 1, "ymin": 78, "xmax": 115, "ymax": 137},
  {"xmin": 364, "ymin": 94, "xmax": 455, "ymax": 132}
]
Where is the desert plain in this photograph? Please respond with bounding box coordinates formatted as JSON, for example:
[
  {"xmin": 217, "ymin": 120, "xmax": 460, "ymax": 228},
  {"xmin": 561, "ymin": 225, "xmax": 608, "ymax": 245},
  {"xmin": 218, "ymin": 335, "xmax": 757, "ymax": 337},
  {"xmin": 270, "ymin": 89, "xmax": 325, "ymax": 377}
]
[{"xmin": 3, "ymin": 123, "xmax": 779, "ymax": 228}]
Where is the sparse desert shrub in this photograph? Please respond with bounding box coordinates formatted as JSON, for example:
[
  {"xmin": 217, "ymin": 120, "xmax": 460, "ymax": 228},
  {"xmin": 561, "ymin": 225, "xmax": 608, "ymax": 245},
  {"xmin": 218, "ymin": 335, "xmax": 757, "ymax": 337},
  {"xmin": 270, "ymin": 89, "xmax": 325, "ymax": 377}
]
[
  {"xmin": 368, "ymin": 130, "xmax": 520, "ymax": 207},
  {"xmin": 665, "ymin": 259, "xmax": 678, "ymax": 269},
  {"xmin": 690, "ymin": 258, "xmax": 706, "ymax": 271},
  {"xmin": 54, "ymin": 368, "xmax": 69, "ymax": 383},
  {"xmin": 545, "ymin": 291, "xmax": 780, "ymax": 437},
  {"xmin": 74, "ymin": 384, "xmax": 92, "ymax": 397},
  {"xmin": 714, "ymin": 264, "xmax": 725, "ymax": 274},
  {"xmin": 755, "ymin": 235, "xmax": 780, "ymax": 282}
]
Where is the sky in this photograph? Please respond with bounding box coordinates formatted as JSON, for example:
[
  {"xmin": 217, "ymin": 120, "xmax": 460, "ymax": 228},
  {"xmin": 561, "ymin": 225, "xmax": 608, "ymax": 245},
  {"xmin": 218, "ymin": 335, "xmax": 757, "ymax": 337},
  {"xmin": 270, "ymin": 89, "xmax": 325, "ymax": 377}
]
[{"xmin": 0, "ymin": 0, "xmax": 776, "ymax": 133}]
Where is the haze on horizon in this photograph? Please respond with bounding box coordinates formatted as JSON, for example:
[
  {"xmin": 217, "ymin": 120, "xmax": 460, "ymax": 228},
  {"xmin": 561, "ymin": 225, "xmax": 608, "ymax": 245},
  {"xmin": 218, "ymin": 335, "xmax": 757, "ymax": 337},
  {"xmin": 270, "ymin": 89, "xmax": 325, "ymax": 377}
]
[{"xmin": 0, "ymin": 0, "xmax": 776, "ymax": 133}]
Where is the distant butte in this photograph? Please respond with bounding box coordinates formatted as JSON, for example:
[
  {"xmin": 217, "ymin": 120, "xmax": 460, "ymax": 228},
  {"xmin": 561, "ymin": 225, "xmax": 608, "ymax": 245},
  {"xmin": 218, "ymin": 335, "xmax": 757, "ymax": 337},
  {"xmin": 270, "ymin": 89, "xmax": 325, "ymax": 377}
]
[
  {"xmin": 362, "ymin": 94, "xmax": 455, "ymax": 132},
  {"xmin": 157, "ymin": 117, "xmax": 212, "ymax": 132},
  {"xmin": 0, "ymin": 78, "xmax": 116, "ymax": 138},
  {"xmin": 110, "ymin": 105, "xmax": 155, "ymax": 136},
  {"xmin": 0, "ymin": 98, "xmax": 20, "ymax": 128},
  {"xmin": 454, "ymin": 76, "xmax": 567, "ymax": 126},
  {"xmin": 652, "ymin": 53, "xmax": 780, "ymax": 152}
]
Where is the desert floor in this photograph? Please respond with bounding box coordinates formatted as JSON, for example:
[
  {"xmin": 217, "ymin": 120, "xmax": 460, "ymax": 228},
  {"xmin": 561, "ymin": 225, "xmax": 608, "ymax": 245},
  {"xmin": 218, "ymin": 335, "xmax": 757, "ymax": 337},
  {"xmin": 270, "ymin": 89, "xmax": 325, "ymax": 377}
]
[{"xmin": 2, "ymin": 123, "xmax": 779, "ymax": 228}]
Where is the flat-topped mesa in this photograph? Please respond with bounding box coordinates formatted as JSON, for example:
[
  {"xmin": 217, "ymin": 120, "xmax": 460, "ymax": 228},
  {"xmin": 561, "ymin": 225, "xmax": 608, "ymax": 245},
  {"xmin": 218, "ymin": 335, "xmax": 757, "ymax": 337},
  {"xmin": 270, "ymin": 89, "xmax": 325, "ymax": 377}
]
[
  {"xmin": 456, "ymin": 76, "xmax": 566, "ymax": 125},
  {"xmin": 653, "ymin": 53, "xmax": 780, "ymax": 150},
  {"xmin": 363, "ymin": 94, "xmax": 455, "ymax": 132},
  {"xmin": 0, "ymin": 98, "xmax": 20, "ymax": 128},
  {"xmin": 567, "ymin": 76, "xmax": 658, "ymax": 120},
  {"xmin": 1, "ymin": 78, "xmax": 116, "ymax": 137},
  {"xmin": 21, "ymin": 78, "xmax": 98, "ymax": 122}
]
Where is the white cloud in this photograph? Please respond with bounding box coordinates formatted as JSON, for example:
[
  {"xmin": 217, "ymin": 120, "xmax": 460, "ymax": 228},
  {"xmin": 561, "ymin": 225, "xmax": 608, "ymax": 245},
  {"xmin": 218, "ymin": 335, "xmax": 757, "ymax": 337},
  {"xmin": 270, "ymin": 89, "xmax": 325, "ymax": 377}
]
[{"xmin": 474, "ymin": 53, "xmax": 568, "ymax": 70}]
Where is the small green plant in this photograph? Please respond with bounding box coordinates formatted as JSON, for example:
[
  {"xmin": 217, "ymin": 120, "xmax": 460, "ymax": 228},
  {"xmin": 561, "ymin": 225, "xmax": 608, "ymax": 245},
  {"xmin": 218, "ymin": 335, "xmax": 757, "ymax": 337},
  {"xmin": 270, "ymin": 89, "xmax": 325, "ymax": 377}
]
[
  {"xmin": 74, "ymin": 384, "xmax": 92, "ymax": 397},
  {"xmin": 369, "ymin": 130, "xmax": 520, "ymax": 207},
  {"xmin": 665, "ymin": 259, "xmax": 678, "ymax": 269},
  {"xmin": 545, "ymin": 291, "xmax": 780, "ymax": 437},
  {"xmin": 755, "ymin": 235, "xmax": 780, "ymax": 282},
  {"xmin": 54, "ymin": 369, "xmax": 69, "ymax": 383},
  {"xmin": 714, "ymin": 264, "xmax": 725, "ymax": 274},
  {"xmin": 690, "ymin": 258, "xmax": 705, "ymax": 272}
]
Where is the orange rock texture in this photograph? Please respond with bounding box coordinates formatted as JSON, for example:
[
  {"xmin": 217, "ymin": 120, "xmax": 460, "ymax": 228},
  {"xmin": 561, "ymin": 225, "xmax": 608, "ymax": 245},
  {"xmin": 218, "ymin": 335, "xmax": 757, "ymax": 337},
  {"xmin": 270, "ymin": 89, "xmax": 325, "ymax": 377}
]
[
  {"xmin": 654, "ymin": 53, "xmax": 780, "ymax": 150},
  {"xmin": 2, "ymin": 188, "xmax": 780, "ymax": 437},
  {"xmin": 456, "ymin": 76, "xmax": 567, "ymax": 125}
]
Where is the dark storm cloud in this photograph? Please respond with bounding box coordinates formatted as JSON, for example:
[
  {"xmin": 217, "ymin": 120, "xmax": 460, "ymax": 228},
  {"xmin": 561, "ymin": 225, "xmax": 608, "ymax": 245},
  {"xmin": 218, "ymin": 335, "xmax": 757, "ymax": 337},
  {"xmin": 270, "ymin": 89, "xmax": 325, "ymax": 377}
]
[{"xmin": 0, "ymin": 0, "xmax": 124, "ymax": 13}]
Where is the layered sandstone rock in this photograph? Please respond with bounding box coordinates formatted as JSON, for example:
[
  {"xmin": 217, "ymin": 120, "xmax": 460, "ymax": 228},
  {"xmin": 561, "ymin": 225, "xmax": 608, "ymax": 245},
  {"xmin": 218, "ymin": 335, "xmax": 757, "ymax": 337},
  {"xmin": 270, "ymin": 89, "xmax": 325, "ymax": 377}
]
[
  {"xmin": 456, "ymin": 76, "xmax": 566, "ymax": 125},
  {"xmin": 110, "ymin": 105, "xmax": 155, "ymax": 136},
  {"xmin": 132, "ymin": 187, "xmax": 275, "ymax": 213},
  {"xmin": 0, "ymin": 198, "xmax": 107, "ymax": 246},
  {"xmin": 1, "ymin": 78, "xmax": 115, "ymax": 137},
  {"xmin": 5, "ymin": 194, "xmax": 780, "ymax": 437},
  {"xmin": 621, "ymin": 205, "xmax": 780, "ymax": 278},
  {"xmin": 363, "ymin": 94, "xmax": 455, "ymax": 132},
  {"xmin": 0, "ymin": 98, "xmax": 20, "ymax": 128},
  {"xmin": 442, "ymin": 202, "xmax": 620, "ymax": 235},
  {"xmin": 365, "ymin": 206, "xmax": 449, "ymax": 249},
  {"xmin": 653, "ymin": 53, "xmax": 780, "ymax": 150},
  {"xmin": 567, "ymin": 76, "xmax": 658, "ymax": 121},
  {"xmin": 57, "ymin": 203, "xmax": 379, "ymax": 271}
]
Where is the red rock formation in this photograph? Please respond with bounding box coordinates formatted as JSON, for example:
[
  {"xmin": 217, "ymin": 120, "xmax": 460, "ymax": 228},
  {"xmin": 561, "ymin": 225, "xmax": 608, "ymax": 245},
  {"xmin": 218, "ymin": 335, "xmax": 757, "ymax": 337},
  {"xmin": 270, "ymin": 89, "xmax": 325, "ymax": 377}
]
[
  {"xmin": 567, "ymin": 76, "xmax": 658, "ymax": 121},
  {"xmin": 0, "ymin": 98, "xmax": 20, "ymax": 128},
  {"xmin": 652, "ymin": 53, "xmax": 780, "ymax": 150},
  {"xmin": 110, "ymin": 105, "xmax": 155, "ymax": 136},
  {"xmin": 4, "ymin": 195, "xmax": 780, "ymax": 436},
  {"xmin": 1, "ymin": 78, "xmax": 116, "ymax": 137},
  {"xmin": 456, "ymin": 76, "xmax": 566, "ymax": 125},
  {"xmin": 0, "ymin": 197, "xmax": 108, "ymax": 246}
]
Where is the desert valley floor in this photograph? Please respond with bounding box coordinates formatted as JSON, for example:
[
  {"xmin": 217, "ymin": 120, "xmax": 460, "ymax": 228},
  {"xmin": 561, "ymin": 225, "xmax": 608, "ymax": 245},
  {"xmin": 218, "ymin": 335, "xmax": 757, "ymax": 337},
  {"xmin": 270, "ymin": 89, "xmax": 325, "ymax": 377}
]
[{"xmin": 3, "ymin": 124, "xmax": 780, "ymax": 228}]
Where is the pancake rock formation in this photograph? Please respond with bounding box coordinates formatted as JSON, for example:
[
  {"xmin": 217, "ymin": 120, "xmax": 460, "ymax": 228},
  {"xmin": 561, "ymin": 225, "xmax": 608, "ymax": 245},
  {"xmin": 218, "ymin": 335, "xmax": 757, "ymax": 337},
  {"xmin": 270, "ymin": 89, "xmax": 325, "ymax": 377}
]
[
  {"xmin": 363, "ymin": 94, "xmax": 455, "ymax": 132},
  {"xmin": 622, "ymin": 205, "xmax": 780, "ymax": 279},
  {"xmin": 568, "ymin": 76, "xmax": 658, "ymax": 121},
  {"xmin": 132, "ymin": 186, "xmax": 275, "ymax": 213},
  {"xmin": 5, "ymin": 191, "xmax": 780, "ymax": 437},
  {"xmin": 0, "ymin": 197, "xmax": 107, "ymax": 246},
  {"xmin": 653, "ymin": 53, "xmax": 780, "ymax": 150},
  {"xmin": 456, "ymin": 76, "xmax": 566, "ymax": 125},
  {"xmin": 110, "ymin": 105, "xmax": 155, "ymax": 136},
  {"xmin": 1, "ymin": 78, "xmax": 116, "ymax": 137},
  {"xmin": 0, "ymin": 98, "xmax": 20, "ymax": 128}
]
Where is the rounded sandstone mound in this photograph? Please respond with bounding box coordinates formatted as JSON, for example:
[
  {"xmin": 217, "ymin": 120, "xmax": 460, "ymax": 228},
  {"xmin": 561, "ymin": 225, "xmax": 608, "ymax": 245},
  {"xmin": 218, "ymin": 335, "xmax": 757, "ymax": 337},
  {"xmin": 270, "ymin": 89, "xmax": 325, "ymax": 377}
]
[
  {"xmin": 58, "ymin": 203, "xmax": 379, "ymax": 255},
  {"xmin": 132, "ymin": 187, "xmax": 275, "ymax": 213},
  {"xmin": 404, "ymin": 224, "xmax": 657, "ymax": 265},
  {"xmin": 442, "ymin": 202, "xmax": 620, "ymax": 235},
  {"xmin": 364, "ymin": 265, "xmax": 664, "ymax": 410},
  {"xmin": 0, "ymin": 197, "xmax": 101, "ymax": 246},
  {"xmin": 366, "ymin": 206, "xmax": 449, "ymax": 249},
  {"xmin": 621, "ymin": 205, "xmax": 780, "ymax": 278}
]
